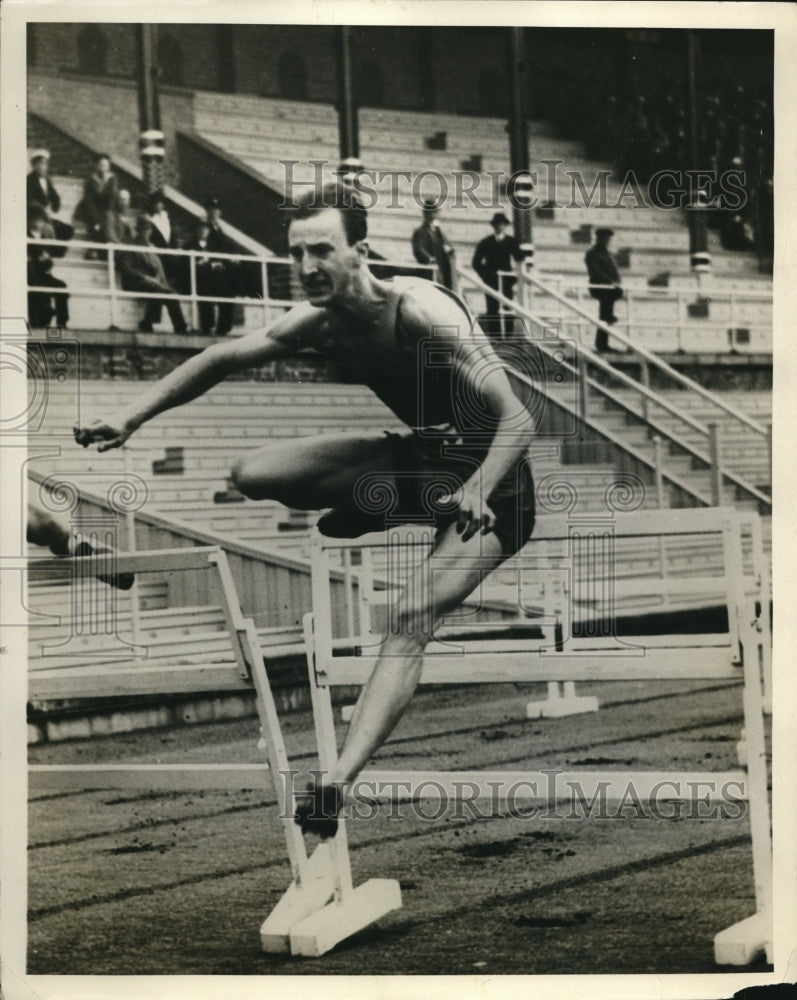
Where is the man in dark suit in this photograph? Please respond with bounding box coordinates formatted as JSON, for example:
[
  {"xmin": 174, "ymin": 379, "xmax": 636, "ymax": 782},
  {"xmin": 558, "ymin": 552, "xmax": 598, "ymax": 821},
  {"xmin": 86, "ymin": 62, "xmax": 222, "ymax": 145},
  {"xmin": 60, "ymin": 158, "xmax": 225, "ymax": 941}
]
[
  {"xmin": 585, "ymin": 227, "xmax": 623, "ymax": 352},
  {"xmin": 471, "ymin": 212, "xmax": 524, "ymax": 334},
  {"xmin": 146, "ymin": 190, "xmax": 184, "ymax": 288},
  {"xmin": 26, "ymin": 150, "xmax": 73, "ymax": 244},
  {"xmin": 204, "ymin": 198, "xmax": 238, "ymax": 335},
  {"xmin": 411, "ymin": 200, "xmax": 455, "ymax": 289},
  {"xmin": 185, "ymin": 218, "xmax": 218, "ymax": 335}
]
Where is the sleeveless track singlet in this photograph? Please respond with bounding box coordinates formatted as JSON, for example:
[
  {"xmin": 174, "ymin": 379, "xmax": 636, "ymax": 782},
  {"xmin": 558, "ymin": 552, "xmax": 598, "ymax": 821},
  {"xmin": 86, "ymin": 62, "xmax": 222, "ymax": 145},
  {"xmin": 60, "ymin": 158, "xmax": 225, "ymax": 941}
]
[{"xmin": 311, "ymin": 277, "xmax": 496, "ymax": 435}]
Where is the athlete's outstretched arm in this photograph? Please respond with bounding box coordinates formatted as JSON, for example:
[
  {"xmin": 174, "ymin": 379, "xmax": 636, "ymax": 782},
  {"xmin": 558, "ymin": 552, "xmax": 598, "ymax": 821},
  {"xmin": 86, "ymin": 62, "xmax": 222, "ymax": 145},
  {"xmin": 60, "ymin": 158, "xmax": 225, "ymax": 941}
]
[{"xmin": 74, "ymin": 304, "xmax": 324, "ymax": 451}]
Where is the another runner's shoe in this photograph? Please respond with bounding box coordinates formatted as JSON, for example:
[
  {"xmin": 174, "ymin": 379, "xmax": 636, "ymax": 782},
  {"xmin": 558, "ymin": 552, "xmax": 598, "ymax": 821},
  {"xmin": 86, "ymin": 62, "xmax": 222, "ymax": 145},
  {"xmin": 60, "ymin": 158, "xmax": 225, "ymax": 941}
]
[
  {"xmin": 73, "ymin": 541, "xmax": 136, "ymax": 591},
  {"xmin": 294, "ymin": 781, "xmax": 344, "ymax": 839}
]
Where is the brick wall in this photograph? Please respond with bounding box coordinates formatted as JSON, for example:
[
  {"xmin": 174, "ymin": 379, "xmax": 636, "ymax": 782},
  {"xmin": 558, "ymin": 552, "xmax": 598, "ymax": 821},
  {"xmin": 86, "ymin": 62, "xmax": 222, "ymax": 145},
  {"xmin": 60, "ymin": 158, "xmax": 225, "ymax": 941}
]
[
  {"xmin": 30, "ymin": 23, "xmax": 138, "ymax": 78},
  {"xmin": 28, "ymin": 72, "xmax": 195, "ymax": 187},
  {"xmin": 27, "ymin": 23, "xmax": 773, "ymax": 120},
  {"xmin": 431, "ymin": 28, "xmax": 507, "ymax": 115},
  {"xmin": 232, "ymin": 24, "xmax": 337, "ymax": 100}
]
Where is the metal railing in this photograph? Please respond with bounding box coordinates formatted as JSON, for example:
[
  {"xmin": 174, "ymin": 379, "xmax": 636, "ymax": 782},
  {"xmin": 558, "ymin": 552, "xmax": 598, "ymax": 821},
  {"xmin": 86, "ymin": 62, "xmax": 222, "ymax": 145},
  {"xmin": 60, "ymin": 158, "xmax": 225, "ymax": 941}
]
[
  {"xmin": 28, "ymin": 237, "xmax": 436, "ymax": 333},
  {"xmin": 510, "ymin": 274, "xmax": 772, "ymax": 355},
  {"xmin": 457, "ymin": 263, "xmax": 771, "ymax": 511}
]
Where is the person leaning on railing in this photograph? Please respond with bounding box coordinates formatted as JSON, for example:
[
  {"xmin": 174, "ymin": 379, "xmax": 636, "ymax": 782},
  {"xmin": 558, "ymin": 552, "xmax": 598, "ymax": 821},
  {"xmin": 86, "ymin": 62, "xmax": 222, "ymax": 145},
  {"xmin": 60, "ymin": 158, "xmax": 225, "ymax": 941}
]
[{"xmin": 117, "ymin": 215, "xmax": 188, "ymax": 334}]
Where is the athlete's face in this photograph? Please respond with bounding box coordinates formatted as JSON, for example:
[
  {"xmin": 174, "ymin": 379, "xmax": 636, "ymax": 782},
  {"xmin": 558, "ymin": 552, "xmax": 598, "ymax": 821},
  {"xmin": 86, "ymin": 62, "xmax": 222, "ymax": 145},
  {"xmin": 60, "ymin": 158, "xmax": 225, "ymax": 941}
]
[{"xmin": 288, "ymin": 209, "xmax": 363, "ymax": 306}]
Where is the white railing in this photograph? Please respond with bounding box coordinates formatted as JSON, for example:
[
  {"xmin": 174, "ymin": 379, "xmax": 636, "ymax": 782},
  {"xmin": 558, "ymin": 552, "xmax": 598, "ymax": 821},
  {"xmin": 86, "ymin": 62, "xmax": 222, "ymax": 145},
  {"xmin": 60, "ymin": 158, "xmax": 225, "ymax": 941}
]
[
  {"xmin": 511, "ymin": 267, "xmax": 770, "ymax": 439},
  {"xmin": 457, "ymin": 264, "xmax": 771, "ymax": 511},
  {"xmin": 494, "ymin": 272, "xmax": 772, "ymax": 355},
  {"xmin": 28, "ymin": 237, "xmax": 435, "ymax": 334},
  {"xmin": 529, "ymin": 275, "xmax": 772, "ymax": 353}
]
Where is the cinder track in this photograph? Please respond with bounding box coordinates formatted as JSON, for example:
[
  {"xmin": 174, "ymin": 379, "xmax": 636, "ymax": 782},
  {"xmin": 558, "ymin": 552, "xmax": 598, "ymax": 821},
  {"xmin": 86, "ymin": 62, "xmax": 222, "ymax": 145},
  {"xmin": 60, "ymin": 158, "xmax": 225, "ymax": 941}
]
[{"xmin": 27, "ymin": 678, "xmax": 770, "ymax": 975}]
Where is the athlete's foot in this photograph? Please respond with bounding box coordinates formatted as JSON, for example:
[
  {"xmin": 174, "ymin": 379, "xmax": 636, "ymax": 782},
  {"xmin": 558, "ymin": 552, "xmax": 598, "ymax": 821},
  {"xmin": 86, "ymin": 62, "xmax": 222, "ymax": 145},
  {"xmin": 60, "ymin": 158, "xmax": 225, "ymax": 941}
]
[
  {"xmin": 294, "ymin": 781, "xmax": 345, "ymax": 839},
  {"xmin": 72, "ymin": 541, "xmax": 136, "ymax": 590}
]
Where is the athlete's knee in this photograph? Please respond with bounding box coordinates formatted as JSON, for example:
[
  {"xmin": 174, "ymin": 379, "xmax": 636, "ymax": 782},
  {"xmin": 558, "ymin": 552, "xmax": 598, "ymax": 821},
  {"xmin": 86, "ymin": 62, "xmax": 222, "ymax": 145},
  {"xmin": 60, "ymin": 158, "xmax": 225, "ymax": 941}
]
[
  {"xmin": 230, "ymin": 453, "xmax": 272, "ymax": 500},
  {"xmin": 387, "ymin": 603, "xmax": 435, "ymax": 650},
  {"xmin": 231, "ymin": 449, "xmax": 307, "ymax": 505}
]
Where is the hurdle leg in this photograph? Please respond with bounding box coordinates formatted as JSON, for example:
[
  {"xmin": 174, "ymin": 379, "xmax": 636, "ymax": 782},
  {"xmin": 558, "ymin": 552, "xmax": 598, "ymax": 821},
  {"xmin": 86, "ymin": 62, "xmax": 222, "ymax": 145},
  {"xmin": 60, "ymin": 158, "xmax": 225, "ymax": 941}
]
[
  {"xmin": 713, "ymin": 613, "xmax": 772, "ymax": 965},
  {"xmin": 288, "ymin": 604, "xmax": 401, "ymax": 957},
  {"xmin": 525, "ymin": 588, "xmax": 599, "ymax": 719},
  {"xmin": 340, "ymin": 546, "xmax": 375, "ymax": 722},
  {"xmin": 206, "ymin": 551, "xmax": 336, "ymax": 952},
  {"xmin": 526, "ymin": 680, "xmax": 599, "ymax": 718}
]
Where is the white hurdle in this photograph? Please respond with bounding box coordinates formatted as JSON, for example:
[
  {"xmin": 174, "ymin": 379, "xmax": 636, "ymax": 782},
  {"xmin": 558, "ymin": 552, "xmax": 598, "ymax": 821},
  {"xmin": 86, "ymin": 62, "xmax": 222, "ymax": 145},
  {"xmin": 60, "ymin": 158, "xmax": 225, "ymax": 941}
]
[
  {"xmin": 300, "ymin": 507, "xmax": 772, "ymax": 964},
  {"xmin": 26, "ymin": 545, "xmax": 397, "ymax": 957}
]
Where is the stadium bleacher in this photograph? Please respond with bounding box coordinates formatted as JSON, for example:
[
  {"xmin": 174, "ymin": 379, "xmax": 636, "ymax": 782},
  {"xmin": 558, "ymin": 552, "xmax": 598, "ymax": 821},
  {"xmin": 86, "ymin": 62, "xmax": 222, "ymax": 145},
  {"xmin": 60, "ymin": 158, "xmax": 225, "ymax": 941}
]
[{"xmin": 22, "ymin": 35, "xmax": 772, "ymax": 747}]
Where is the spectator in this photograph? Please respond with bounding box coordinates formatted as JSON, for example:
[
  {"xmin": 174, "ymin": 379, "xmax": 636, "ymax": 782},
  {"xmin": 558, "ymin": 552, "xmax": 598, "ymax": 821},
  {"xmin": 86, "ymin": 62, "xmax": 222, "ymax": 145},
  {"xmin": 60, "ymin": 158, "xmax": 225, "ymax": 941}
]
[
  {"xmin": 74, "ymin": 153, "xmax": 119, "ymax": 257},
  {"xmin": 202, "ymin": 198, "xmax": 238, "ymax": 336},
  {"xmin": 27, "ymin": 207, "xmax": 69, "ymax": 329},
  {"xmin": 104, "ymin": 188, "xmax": 137, "ymax": 246},
  {"xmin": 118, "ymin": 216, "xmax": 187, "ymax": 333},
  {"xmin": 147, "ymin": 190, "xmax": 172, "ymax": 250},
  {"xmin": 26, "ymin": 150, "xmax": 74, "ymax": 243},
  {"xmin": 585, "ymin": 227, "xmax": 622, "ymax": 353},
  {"xmin": 146, "ymin": 190, "xmax": 182, "ymax": 289},
  {"xmin": 471, "ymin": 212, "xmax": 523, "ymax": 335},
  {"xmin": 185, "ymin": 218, "xmax": 219, "ymax": 335},
  {"xmin": 412, "ymin": 199, "xmax": 455, "ymax": 290}
]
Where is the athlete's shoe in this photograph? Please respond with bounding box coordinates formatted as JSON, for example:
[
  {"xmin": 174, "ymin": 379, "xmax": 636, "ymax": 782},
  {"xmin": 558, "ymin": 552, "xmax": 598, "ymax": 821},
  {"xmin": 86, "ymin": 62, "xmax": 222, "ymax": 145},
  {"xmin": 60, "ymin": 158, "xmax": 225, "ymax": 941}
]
[
  {"xmin": 73, "ymin": 541, "xmax": 136, "ymax": 591},
  {"xmin": 316, "ymin": 506, "xmax": 386, "ymax": 539},
  {"xmin": 294, "ymin": 781, "xmax": 344, "ymax": 839}
]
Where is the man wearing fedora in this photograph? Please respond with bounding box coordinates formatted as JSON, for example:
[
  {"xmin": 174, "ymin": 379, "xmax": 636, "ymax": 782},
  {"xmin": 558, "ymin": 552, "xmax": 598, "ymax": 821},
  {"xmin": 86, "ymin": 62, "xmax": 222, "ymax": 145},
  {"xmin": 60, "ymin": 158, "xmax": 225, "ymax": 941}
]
[
  {"xmin": 471, "ymin": 211, "xmax": 524, "ymax": 335},
  {"xmin": 412, "ymin": 200, "xmax": 455, "ymax": 290},
  {"xmin": 585, "ymin": 227, "xmax": 623, "ymax": 352}
]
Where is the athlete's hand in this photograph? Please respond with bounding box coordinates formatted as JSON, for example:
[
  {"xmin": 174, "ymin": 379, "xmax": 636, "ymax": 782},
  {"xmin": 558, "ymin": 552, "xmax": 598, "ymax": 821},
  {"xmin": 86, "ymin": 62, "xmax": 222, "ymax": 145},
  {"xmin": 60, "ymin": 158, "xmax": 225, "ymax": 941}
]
[
  {"xmin": 441, "ymin": 479, "xmax": 495, "ymax": 543},
  {"xmin": 73, "ymin": 415, "xmax": 137, "ymax": 452}
]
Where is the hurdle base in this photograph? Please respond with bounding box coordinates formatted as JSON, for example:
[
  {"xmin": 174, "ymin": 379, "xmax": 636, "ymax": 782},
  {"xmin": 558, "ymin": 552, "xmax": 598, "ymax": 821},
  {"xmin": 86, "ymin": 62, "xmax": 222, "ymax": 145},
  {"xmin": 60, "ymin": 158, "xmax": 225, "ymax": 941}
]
[
  {"xmin": 713, "ymin": 912, "xmax": 771, "ymax": 966},
  {"xmin": 526, "ymin": 682, "xmax": 599, "ymax": 719},
  {"xmin": 260, "ymin": 843, "xmax": 335, "ymax": 953},
  {"xmin": 289, "ymin": 878, "xmax": 402, "ymax": 957}
]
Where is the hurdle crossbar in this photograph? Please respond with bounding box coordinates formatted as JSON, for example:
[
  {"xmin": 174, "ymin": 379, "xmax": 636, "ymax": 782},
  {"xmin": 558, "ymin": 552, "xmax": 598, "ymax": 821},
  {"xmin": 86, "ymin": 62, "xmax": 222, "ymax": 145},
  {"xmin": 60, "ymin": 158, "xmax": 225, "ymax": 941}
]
[{"xmin": 300, "ymin": 506, "xmax": 772, "ymax": 965}]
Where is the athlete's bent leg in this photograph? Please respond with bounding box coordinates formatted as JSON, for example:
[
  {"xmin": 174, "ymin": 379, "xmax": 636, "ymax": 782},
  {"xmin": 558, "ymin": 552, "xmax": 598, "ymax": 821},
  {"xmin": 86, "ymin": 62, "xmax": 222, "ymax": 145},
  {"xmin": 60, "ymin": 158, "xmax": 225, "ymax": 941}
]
[{"xmin": 230, "ymin": 431, "xmax": 398, "ymax": 509}]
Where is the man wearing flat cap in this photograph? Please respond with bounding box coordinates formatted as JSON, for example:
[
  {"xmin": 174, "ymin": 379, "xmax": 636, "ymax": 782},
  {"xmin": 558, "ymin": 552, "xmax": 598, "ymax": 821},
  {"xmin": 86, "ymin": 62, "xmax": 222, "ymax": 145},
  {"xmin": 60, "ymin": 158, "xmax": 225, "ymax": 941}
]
[
  {"xmin": 412, "ymin": 200, "xmax": 455, "ymax": 289},
  {"xmin": 472, "ymin": 211, "xmax": 524, "ymax": 334},
  {"xmin": 585, "ymin": 227, "xmax": 623, "ymax": 352},
  {"xmin": 26, "ymin": 150, "xmax": 73, "ymax": 245}
]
